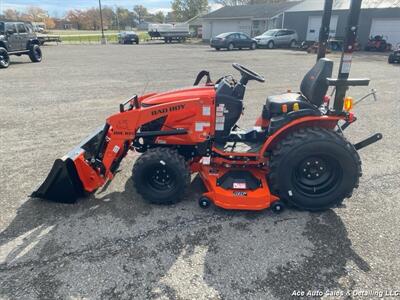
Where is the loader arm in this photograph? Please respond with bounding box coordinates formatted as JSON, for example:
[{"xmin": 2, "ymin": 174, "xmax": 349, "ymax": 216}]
[{"xmin": 32, "ymin": 97, "xmax": 203, "ymax": 202}]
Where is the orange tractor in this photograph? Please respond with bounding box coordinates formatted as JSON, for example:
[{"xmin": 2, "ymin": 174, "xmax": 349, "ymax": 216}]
[{"xmin": 33, "ymin": 0, "xmax": 382, "ymax": 212}]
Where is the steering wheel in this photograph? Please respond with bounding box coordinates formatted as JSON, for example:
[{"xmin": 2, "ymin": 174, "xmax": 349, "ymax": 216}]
[{"xmin": 232, "ymin": 63, "xmax": 265, "ymax": 84}]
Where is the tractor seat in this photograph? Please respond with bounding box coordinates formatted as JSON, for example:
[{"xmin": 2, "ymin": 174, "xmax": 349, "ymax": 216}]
[{"xmin": 264, "ymin": 58, "xmax": 334, "ymax": 118}]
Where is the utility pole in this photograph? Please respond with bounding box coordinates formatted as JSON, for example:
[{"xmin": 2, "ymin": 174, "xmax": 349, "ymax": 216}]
[
  {"xmin": 115, "ymin": 6, "xmax": 120, "ymax": 32},
  {"xmin": 98, "ymin": 0, "xmax": 107, "ymax": 44}
]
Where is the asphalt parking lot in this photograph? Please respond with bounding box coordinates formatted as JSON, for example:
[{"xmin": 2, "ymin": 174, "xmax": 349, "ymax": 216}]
[{"xmin": 0, "ymin": 43, "xmax": 399, "ymax": 299}]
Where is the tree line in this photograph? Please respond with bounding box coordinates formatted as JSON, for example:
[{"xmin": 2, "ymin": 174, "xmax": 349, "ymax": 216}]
[{"xmin": 0, "ymin": 0, "xmax": 284, "ymax": 31}]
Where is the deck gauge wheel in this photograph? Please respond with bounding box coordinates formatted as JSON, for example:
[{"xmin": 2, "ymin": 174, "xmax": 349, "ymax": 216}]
[{"xmin": 199, "ymin": 196, "xmax": 211, "ymax": 209}]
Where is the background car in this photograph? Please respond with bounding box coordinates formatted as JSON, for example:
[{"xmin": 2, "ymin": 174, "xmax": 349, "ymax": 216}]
[
  {"xmin": 0, "ymin": 21, "xmax": 42, "ymax": 69},
  {"xmin": 210, "ymin": 32, "xmax": 257, "ymax": 51},
  {"xmin": 388, "ymin": 43, "xmax": 400, "ymax": 64},
  {"xmin": 118, "ymin": 31, "xmax": 139, "ymax": 44},
  {"xmin": 254, "ymin": 29, "xmax": 298, "ymax": 49}
]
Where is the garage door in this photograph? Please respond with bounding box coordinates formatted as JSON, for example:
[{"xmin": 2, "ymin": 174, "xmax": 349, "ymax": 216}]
[
  {"xmin": 306, "ymin": 15, "xmax": 338, "ymax": 41},
  {"xmin": 210, "ymin": 20, "xmax": 252, "ymax": 38},
  {"xmin": 370, "ymin": 19, "xmax": 400, "ymax": 46}
]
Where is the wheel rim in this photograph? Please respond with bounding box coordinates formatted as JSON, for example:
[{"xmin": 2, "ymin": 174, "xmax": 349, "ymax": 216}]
[
  {"xmin": 145, "ymin": 164, "xmax": 176, "ymax": 192},
  {"xmin": 268, "ymin": 42, "xmax": 273, "ymax": 49},
  {"xmin": 228, "ymin": 44, "xmax": 233, "ymax": 50},
  {"xmin": 0, "ymin": 50, "xmax": 9, "ymax": 66},
  {"xmin": 293, "ymin": 155, "xmax": 342, "ymax": 198}
]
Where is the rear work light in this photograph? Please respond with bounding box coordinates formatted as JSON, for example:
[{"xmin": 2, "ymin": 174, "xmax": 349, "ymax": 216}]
[{"xmin": 343, "ymin": 97, "xmax": 354, "ymax": 111}]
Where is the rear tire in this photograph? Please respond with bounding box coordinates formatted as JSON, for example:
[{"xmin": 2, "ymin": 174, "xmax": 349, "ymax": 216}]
[
  {"xmin": 132, "ymin": 148, "xmax": 190, "ymax": 205},
  {"xmin": 29, "ymin": 44, "xmax": 42, "ymax": 63},
  {"xmin": 0, "ymin": 47, "xmax": 10, "ymax": 68},
  {"xmin": 269, "ymin": 127, "xmax": 361, "ymax": 211}
]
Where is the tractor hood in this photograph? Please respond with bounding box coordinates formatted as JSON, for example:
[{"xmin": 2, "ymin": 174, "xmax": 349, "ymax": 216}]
[{"xmin": 141, "ymin": 85, "xmax": 215, "ymax": 106}]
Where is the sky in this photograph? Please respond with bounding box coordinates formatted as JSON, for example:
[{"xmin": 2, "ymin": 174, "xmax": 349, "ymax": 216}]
[{"xmin": 0, "ymin": 0, "xmax": 221, "ymax": 17}]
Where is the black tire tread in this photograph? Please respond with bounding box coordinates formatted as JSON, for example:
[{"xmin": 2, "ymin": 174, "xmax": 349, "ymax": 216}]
[
  {"xmin": 29, "ymin": 44, "xmax": 42, "ymax": 63},
  {"xmin": 132, "ymin": 147, "xmax": 190, "ymax": 204},
  {"xmin": 269, "ymin": 127, "xmax": 362, "ymax": 211},
  {"xmin": 0, "ymin": 47, "xmax": 10, "ymax": 68}
]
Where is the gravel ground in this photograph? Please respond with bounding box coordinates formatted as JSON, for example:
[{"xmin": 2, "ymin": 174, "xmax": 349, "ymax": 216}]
[{"xmin": 0, "ymin": 44, "xmax": 399, "ymax": 299}]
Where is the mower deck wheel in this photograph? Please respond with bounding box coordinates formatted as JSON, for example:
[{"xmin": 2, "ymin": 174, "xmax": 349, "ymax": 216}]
[
  {"xmin": 132, "ymin": 147, "xmax": 190, "ymax": 205},
  {"xmin": 199, "ymin": 196, "xmax": 212, "ymax": 209},
  {"xmin": 269, "ymin": 127, "xmax": 361, "ymax": 211},
  {"xmin": 271, "ymin": 201, "xmax": 285, "ymax": 213}
]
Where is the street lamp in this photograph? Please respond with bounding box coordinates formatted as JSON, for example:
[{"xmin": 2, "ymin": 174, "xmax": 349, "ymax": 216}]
[{"xmin": 98, "ymin": 0, "xmax": 107, "ymax": 44}]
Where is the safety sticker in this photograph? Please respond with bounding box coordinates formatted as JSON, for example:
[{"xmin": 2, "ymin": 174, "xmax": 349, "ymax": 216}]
[
  {"xmin": 216, "ymin": 104, "xmax": 225, "ymax": 112},
  {"xmin": 341, "ymin": 53, "xmax": 352, "ymax": 74},
  {"xmin": 202, "ymin": 106, "xmax": 211, "ymax": 116},
  {"xmin": 216, "ymin": 123, "xmax": 224, "ymax": 131},
  {"xmin": 201, "ymin": 156, "xmax": 211, "ymax": 165},
  {"xmin": 113, "ymin": 145, "xmax": 120, "ymax": 153},
  {"xmin": 195, "ymin": 122, "xmax": 210, "ymax": 132},
  {"xmin": 216, "ymin": 116, "xmax": 225, "ymax": 123},
  {"xmin": 233, "ymin": 182, "xmax": 247, "ymax": 189}
]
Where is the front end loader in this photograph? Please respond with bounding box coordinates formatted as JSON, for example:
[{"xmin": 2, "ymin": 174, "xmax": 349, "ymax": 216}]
[{"xmin": 33, "ymin": 0, "xmax": 382, "ymax": 212}]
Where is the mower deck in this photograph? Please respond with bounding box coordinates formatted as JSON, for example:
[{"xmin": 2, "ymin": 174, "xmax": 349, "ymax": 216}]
[{"xmin": 198, "ymin": 164, "xmax": 279, "ymax": 210}]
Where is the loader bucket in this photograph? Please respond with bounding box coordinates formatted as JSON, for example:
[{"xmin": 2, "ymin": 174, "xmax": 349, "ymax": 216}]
[
  {"xmin": 32, "ymin": 126, "xmax": 106, "ymax": 203},
  {"xmin": 31, "ymin": 157, "xmax": 84, "ymax": 203}
]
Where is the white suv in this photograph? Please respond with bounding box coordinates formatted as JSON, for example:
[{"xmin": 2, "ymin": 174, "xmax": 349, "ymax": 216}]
[{"xmin": 254, "ymin": 29, "xmax": 298, "ymax": 49}]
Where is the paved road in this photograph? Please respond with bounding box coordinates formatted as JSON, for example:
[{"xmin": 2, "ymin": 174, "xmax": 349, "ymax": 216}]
[{"xmin": 0, "ymin": 44, "xmax": 399, "ymax": 299}]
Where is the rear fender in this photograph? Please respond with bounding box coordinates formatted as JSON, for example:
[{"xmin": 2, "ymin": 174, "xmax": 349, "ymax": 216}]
[
  {"xmin": 0, "ymin": 41, "xmax": 9, "ymax": 50},
  {"xmin": 260, "ymin": 116, "xmax": 343, "ymax": 153},
  {"xmin": 27, "ymin": 38, "xmax": 40, "ymax": 49}
]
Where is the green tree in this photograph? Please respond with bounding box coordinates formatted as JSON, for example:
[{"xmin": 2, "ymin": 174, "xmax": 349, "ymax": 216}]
[
  {"xmin": 133, "ymin": 5, "xmax": 149, "ymax": 24},
  {"xmin": 153, "ymin": 11, "xmax": 166, "ymax": 23},
  {"xmin": 115, "ymin": 7, "xmax": 135, "ymax": 29},
  {"xmin": 171, "ymin": 0, "xmax": 208, "ymax": 22},
  {"xmin": 215, "ymin": 0, "xmax": 287, "ymax": 6}
]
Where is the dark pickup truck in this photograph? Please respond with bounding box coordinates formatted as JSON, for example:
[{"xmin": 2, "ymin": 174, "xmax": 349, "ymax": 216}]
[{"xmin": 0, "ymin": 21, "xmax": 43, "ymax": 69}]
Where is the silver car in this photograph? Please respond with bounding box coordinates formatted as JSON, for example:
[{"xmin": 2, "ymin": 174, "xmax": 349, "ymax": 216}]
[{"xmin": 254, "ymin": 29, "xmax": 298, "ymax": 49}]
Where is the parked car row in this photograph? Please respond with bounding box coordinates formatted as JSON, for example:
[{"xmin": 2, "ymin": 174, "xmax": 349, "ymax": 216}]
[{"xmin": 210, "ymin": 29, "xmax": 298, "ymax": 51}]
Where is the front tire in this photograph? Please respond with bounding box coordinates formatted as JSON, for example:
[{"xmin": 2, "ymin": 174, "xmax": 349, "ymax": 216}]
[
  {"xmin": 29, "ymin": 44, "xmax": 42, "ymax": 63},
  {"xmin": 227, "ymin": 43, "xmax": 234, "ymax": 51},
  {"xmin": 289, "ymin": 40, "xmax": 297, "ymax": 48},
  {"xmin": 132, "ymin": 148, "xmax": 190, "ymax": 205},
  {"xmin": 250, "ymin": 42, "xmax": 257, "ymax": 50},
  {"xmin": 0, "ymin": 47, "xmax": 10, "ymax": 68},
  {"xmin": 269, "ymin": 127, "xmax": 361, "ymax": 211},
  {"xmin": 267, "ymin": 41, "xmax": 274, "ymax": 49}
]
